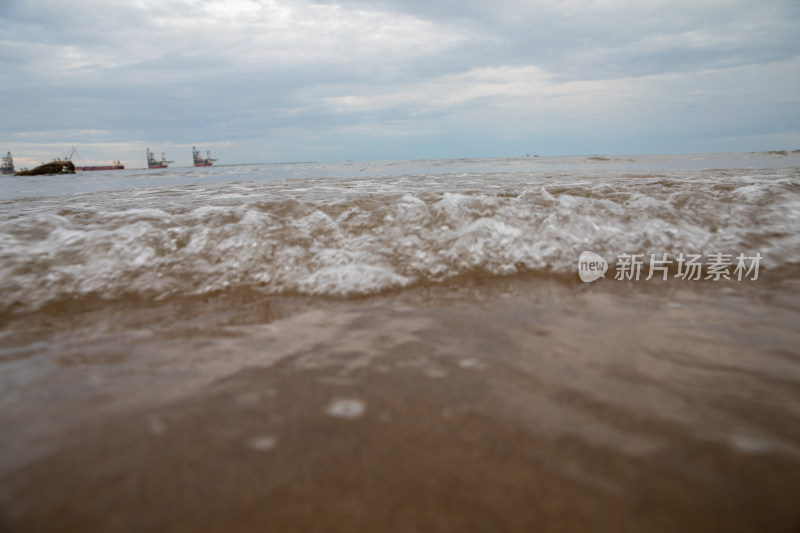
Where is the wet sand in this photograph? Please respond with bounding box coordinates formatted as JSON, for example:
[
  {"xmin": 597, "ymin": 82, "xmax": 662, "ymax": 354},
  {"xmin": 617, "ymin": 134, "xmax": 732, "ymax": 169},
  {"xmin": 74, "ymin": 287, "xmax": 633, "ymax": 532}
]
[{"xmin": 2, "ymin": 276, "xmax": 800, "ymax": 532}]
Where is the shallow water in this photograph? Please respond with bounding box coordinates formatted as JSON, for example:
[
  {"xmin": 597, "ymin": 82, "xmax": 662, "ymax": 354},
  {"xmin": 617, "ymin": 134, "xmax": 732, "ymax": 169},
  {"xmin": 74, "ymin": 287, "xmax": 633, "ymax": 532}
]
[
  {"xmin": 1, "ymin": 153, "xmax": 799, "ymax": 532},
  {"xmin": 1, "ymin": 153, "xmax": 798, "ymax": 312}
]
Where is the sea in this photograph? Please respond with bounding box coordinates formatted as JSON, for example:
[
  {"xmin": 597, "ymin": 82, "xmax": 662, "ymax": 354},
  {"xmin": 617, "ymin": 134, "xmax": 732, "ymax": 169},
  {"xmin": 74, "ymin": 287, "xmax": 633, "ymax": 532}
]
[{"xmin": 1, "ymin": 152, "xmax": 799, "ymax": 532}]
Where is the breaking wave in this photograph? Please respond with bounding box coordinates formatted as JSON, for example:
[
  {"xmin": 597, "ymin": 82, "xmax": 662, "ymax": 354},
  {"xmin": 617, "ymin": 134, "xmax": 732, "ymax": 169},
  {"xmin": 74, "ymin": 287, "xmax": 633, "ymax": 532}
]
[{"xmin": 1, "ymin": 166, "xmax": 799, "ymax": 312}]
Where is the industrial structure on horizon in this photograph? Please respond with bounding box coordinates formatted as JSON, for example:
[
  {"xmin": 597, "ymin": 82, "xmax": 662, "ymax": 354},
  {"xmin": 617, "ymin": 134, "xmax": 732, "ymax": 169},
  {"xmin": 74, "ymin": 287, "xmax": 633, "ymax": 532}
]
[
  {"xmin": 146, "ymin": 148, "xmax": 173, "ymax": 169},
  {"xmin": 192, "ymin": 146, "xmax": 218, "ymax": 167},
  {"xmin": 1, "ymin": 152, "xmax": 15, "ymax": 174}
]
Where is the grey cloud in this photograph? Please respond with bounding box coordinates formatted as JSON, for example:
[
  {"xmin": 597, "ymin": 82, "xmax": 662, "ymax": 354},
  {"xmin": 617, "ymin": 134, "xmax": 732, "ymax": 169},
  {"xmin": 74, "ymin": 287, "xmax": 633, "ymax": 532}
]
[
  {"xmin": 0, "ymin": 0, "xmax": 798, "ymax": 163},
  {"xmin": 313, "ymin": 0, "xmax": 800, "ymax": 78}
]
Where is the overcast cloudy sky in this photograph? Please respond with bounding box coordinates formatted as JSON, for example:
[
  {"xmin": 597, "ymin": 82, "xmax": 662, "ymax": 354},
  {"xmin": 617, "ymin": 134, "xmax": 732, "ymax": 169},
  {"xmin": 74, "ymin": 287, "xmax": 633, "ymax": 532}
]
[{"xmin": 1, "ymin": 0, "xmax": 798, "ymax": 166}]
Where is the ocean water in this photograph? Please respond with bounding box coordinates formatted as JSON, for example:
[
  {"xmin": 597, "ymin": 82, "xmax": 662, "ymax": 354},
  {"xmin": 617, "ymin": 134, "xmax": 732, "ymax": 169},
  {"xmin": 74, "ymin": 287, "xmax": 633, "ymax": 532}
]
[{"xmin": 1, "ymin": 152, "xmax": 800, "ymax": 532}]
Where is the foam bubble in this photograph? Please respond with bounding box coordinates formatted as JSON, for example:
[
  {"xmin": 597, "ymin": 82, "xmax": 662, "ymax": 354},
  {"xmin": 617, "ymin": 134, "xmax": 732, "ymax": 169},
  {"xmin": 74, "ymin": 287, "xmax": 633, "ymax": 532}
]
[
  {"xmin": 729, "ymin": 435, "xmax": 773, "ymax": 455},
  {"xmin": 248, "ymin": 436, "xmax": 278, "ymax": 452},
  {"xmin": 326, "ymin": 399, "xmax": 366, "ymax": 420}
]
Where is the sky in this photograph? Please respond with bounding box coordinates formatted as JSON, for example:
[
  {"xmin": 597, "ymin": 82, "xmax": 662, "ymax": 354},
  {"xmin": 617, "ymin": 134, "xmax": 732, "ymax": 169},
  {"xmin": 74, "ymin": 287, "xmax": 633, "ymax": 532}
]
[{"xmin": 1, "ymin": 0, "xmax": 799, "ymax": 167}]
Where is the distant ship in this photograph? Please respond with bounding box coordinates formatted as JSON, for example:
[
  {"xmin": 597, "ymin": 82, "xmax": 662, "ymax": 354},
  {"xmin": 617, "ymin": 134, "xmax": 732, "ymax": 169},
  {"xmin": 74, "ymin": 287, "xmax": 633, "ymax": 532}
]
[
  {"xmin": 1, "ymin": 151, "xmax": 14, "ymax": 174},
  {"xmin": 76, "ymin": 160, "xmax": 125, "ymax": 171},
  {"xmin": 147, "ymin": 148, "xmax": 172, "ymax": 169},
  {"xmin": 192, "ymin": 146, "xmax": 218, "ymax": 167}
]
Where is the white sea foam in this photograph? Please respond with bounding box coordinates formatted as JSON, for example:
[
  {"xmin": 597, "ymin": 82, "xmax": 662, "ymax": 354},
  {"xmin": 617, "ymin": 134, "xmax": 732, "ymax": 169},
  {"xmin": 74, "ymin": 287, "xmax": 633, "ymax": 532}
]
[
  {"xmin": 0, "ymin": 163, "xmax": 798, "ymax": 312},
  {"xmin": 248, "ymin": 436, "xmax": 278, "ymax": 452},
  {"xmin": 326, "ymin": 399, "xmax": 366, "ymax": 419}
]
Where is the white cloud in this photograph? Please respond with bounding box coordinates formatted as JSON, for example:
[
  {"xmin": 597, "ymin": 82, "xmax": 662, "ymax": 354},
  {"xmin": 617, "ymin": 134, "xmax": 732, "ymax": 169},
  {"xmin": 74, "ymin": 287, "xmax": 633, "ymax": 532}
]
[
  {"xmin": 1, "ymin": 0, "xmax": 469, "ymax": 79},
  {"xmin": 0, "ymin": 0, "xmax": 798, "ymax": 161},
  {"xmin": 311, "ymin": 64, "xmax": 648, "ymax": 121}
]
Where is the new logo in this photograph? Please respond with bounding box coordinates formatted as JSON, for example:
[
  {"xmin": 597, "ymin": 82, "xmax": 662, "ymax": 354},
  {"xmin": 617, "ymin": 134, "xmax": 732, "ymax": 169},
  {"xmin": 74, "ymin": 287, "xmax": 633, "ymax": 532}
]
[{"xmin": 578, "ymin": 251, "xmax": 608, "ymax": 283}]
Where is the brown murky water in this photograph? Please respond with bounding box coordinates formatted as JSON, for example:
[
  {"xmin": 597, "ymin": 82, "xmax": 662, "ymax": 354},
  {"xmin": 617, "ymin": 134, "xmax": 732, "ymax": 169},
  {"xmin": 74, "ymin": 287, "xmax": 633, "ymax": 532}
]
[
  {"xmin": 1, "ymin": 156, "xmax": 799, "ymax": 531},
  {"xmin": 2, "ymin": 275, "xmax": 800, "ymax": 532}
]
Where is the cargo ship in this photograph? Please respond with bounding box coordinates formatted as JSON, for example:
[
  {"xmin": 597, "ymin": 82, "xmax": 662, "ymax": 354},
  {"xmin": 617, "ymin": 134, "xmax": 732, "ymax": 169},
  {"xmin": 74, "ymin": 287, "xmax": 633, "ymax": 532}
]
[
  {"xmin": 192, "ymin": 146, "xmax": 218, "ymax": 167},
  {"xmin": 76, "ymin": 160, "xmax": 125, "ymax": 171},
  {"xmin": 1, "ymin": 152, "xmax": 14, "ymax": 174},
  {"xmin": 147, "ymin": 148, "xmax": 172, "ymax": 169}
]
